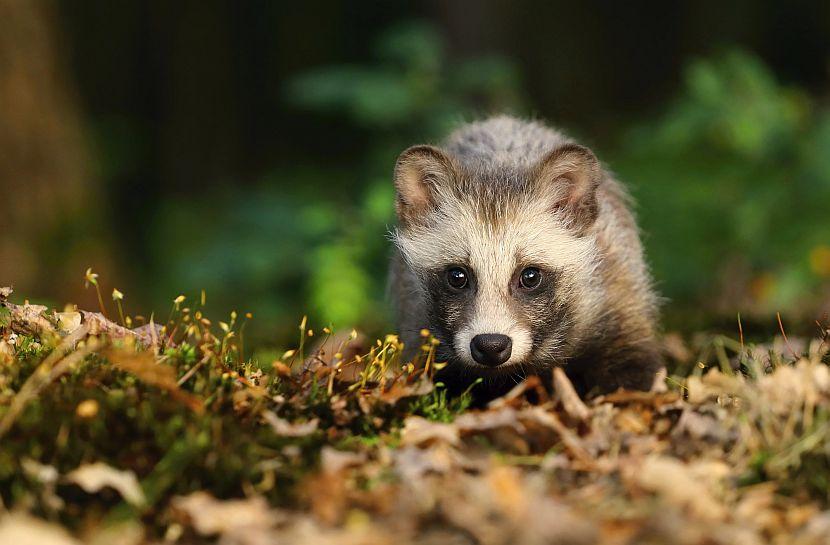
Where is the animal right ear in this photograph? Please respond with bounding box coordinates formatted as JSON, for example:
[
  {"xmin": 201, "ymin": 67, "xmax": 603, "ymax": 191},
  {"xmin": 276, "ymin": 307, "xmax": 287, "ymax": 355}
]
[
  {"xmin": 536, "ymin": 143, "xmax": 603, "ymax": 233},
  {"xmin": 394, "ymin": 145, "xmax": 455, "ymax": 227}
]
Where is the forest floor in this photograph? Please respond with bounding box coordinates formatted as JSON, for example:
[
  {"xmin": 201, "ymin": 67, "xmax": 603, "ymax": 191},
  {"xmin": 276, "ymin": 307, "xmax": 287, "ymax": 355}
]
[{"xmin": 1, "ymin": 285, "xmax": 830, "ymax": 545}]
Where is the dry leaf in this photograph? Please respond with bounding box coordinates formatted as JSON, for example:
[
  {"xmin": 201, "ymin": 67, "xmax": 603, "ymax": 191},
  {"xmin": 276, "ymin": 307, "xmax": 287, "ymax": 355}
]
[
  {"xmin": 378, "ymin": 379, "xmax": 434, "ymax": 404},
  {"xmin": 553, "ymin": 367, "xmax": 590, "ymax": 422},
  {"xmin": 172, "ymin": 491, "xmax": 279, "ymax": 545},
  {"xmin": 104, "ymin": 348, "xmax": 203, "ymax": 413},
  {"xmin": 400, "ymin": 416, "xmax": 459, "ymax": 446},
  {"xmin": 0, "ymin": 514, "xmax": 80, "ymax": 545},
  {"xmin": 320, "ymin": 446, "xmax": 367, "ymax": 474},
  {"xmin": 263, "ymin": 412, "xmax": 319, "ymax": 437},
  {"xmin": 55, "ymin": 311, "xmax": 81, "ymax": 334},
  {"xmin": 65, "ymin": 462, "xmax": 146, "ymax": 507},
  {"xmin": 631, "ymin": 456, "xmax": 727, "ymax": 521},
  {"xmin": 455, "ymin": 407, "xmax": 523, "ymax": 434}
]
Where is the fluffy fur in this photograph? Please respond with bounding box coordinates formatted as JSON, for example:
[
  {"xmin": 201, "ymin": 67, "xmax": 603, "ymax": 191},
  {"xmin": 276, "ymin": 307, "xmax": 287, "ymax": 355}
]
[{"xmin": 390, "ymin": 116, "xmax": 662, "ymax": 399}]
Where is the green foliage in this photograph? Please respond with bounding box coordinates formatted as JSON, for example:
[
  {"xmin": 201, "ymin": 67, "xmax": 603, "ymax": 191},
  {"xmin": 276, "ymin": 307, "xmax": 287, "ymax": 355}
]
[
  {"xmin": 408, "ymin": 380, "xmax": 479, "ymax": 423},
  {"xmin": 285, "ymin": 21, "xmax": 525, "ymax": 330},
  {"xmin": 147, "ymin": 27, "xmax": 829, "ymax": 334},
  {"xmin": 0, "ymin": 300, "xmax": 447, "ymax": 530},
  {"xmin": 148, "ymin": 22, "xmax": 525, "ymax": 341},
  {"xmin": 612, "ymin": 50, "xmax": 830, "ymax": 318}
]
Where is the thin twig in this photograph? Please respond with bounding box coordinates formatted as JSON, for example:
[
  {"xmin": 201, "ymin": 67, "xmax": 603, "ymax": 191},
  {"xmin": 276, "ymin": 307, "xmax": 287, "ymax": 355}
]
[
  {"xmin": 737, "ymin": 313, "xmax": 745, "ymax": 355},
  {"xmin": 777, "ymin": 312, "xmax": 800, "ymax": 361}
]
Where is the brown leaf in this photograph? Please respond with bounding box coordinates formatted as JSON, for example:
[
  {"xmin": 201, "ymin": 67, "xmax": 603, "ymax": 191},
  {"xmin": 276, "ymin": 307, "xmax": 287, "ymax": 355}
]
[
  {"xmin": 629, "ymin": 456, "xmax": 729, "ymax": 522},
  {"xmin": 262, "ymin": 412, "xmax": 319, "ymax": 437},
  {"xmin": 519, "ymin": 407, "xmax": 595, "ymax": 466},
  {"xmin": 401, "ymin": 416, "xmax": 459, "ymax": 447},
  {"xmin": 320, "ymin": 446, "xmax": 366, "ymax": 474},
  {"xmin": 104, "ymin": 348, "xmax": 203, "ymax": 413},
  {"xmin": 172, "ymin": 492, "xmax": 279, "ymax": 544},
  {"xmin": 0, "ymin": 514, "xmax": 80, "ymax": 545},
  {"xmin": 378, "ymin": 378, "xmax": 433, "ymax": 405},
  {"xmin": 553, "ymin": 367, "xmax": 590, "ymax": 422},
  {"xmin": 65, "ymin": 462, "xmax": 146, "ymax": 507}
]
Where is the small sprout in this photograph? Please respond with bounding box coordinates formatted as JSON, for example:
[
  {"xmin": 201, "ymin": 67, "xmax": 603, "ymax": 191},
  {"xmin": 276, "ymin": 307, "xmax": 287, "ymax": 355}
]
[
  {"xmin": 174, "ymin": 295, "xmax": 186, "ymax": 305},
  {"xmin": 219, "ymin": 322, "xmax": 230, "ymax": 333},
  {"xmin": 350, "ymin": 329, "xmax": 358, "ymax": 340},
  {"xmin": 420, "ymin": 328, "xmax": 430, "ymax": 337},
  {"xmin": 299, "ymin": 316, "xmax": 307, "ymax": 331},
  {"xmin": 323, "ymin": 327, "xmax": 331, "ymax": 334},
  {"xmin": 245, "ymin": 312, "xmax": 253, "ymax": 319},
  {"xmin": 84, "ymin": 268, "xmax": 99, "ymax": 288},
  {"xmin": 334, "ymin": 352, "xmax": 343, "ymax": 360},
  {"xmin": 112, "ymin": 289, "xmax": 126, "ymax": 325},
  {"xmin": 282, "ymin": 349, "xmax": 296, "ymax": 360},
  {"xmin": 221, "ymin": 372, "xmax": 230, "ymax": 380},
  {"xmin": 76, "ymin": 399, "xmax": 99, "ymax": 419},
  {"xmin": 200, "ymin": 289, "xmax": 206, "ymax": 306},
  {"xmin": 307, "ymin": 329, "xmax": 314, "ymax": 337},
  {"xmin": 84, "ymin": 268, "xmax": 108, "ymax": 317}
]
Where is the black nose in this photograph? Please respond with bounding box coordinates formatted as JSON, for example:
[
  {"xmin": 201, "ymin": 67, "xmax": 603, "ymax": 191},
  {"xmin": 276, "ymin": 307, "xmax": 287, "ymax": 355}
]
[{"xmin": 470, "ymin": 334, "xmax": 513, "ymax": 366}]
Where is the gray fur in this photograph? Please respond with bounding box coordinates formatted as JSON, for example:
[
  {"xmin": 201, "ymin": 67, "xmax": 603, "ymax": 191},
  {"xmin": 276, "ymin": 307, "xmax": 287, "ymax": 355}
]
[{"xmin": 390, "ymin": 115, "xmax": 662, "ymax": 398}]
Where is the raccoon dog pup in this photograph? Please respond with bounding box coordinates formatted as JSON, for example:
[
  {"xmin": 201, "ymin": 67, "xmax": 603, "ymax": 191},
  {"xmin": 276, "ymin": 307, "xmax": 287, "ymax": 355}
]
[{"xmin": 390, "ymin": 116, "xmax": 662, "ymax": 399}]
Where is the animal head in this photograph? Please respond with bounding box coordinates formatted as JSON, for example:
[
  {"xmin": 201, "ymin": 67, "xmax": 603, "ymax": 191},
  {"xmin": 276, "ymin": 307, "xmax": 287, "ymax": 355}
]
[{"xmin": 392, "ymin": 143, "xmax": 606, "ymax": 375}]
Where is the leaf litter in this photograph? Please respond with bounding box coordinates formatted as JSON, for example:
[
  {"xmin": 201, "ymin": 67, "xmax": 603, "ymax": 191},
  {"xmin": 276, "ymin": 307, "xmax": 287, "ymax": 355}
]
[{"xmin": 1, "ymin": 285, "xmax": 830, "ymax": 544}]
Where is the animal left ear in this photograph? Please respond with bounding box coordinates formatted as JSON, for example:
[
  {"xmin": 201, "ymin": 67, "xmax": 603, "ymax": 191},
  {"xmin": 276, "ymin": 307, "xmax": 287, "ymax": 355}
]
[{"xmin": 536, "ymin": 143, "xmax": 602, "ymax": 233}]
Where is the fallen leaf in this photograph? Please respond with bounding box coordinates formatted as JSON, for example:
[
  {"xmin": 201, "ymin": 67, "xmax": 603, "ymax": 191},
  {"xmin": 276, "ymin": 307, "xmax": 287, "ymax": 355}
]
[
  {"xmin": 65, "ymin": 462, "xmax": 146, "ymax": 507},
  {"xmin": 553, "ymin": 367, "xmax": 590, "ymax": 422},
  {"xmin": 0, "ymin": 514, "xmax": 80, "ymax": 545},
  {"xmin": 104, "ymin": 348, "xmax": 203, "ymax": 413},
  {"xmin": 320, "ymin": 446, "xmax": 366, "ymax": 473},
  {"xmin": 172, "ymin": 491, "xmax": 279, "ymax": 545},
  {"xmin": 55, "ymin": 311, "xmax": 81, "ymax": 334},
  {"xmin": 21, "ymin": 457, "xmax": 58, "ymax": 485},
  {"xmin": 455, "ymin": 407, "xmax": 523, "ymax": 434},
  {"xmin": 394, "ymin": 444, "xmax": 457, "ymax": 481},
  {"xmin": 631, "ymin": 456, "xmax": 728, "ymax": 521},
  {"xmin": 378, "ymin": 378, "xmax": 434, "ymax": 404},
  {"xmin": 263, "ymin": 412, "xmax": 319, "ymax": 437},
  {"xmin": 400, "ymin": 416, "xmax": 459, "ymax": 446}
]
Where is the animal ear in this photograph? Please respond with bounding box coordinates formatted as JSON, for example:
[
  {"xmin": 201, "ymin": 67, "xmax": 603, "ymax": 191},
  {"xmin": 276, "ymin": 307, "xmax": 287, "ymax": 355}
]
[
  {"xmin": 393, "ymin": 145, "xmax": 456, "ymax": 227},
  {"xmin": 536, "ymin": 143, "xmax": 602, "ymax": 233}
]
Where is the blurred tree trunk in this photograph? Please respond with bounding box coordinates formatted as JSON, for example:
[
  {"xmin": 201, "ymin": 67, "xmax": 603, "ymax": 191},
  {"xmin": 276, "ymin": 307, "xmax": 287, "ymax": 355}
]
[{"xmin": 0, "ymin": 0, "xmax": 110, "ymax": 305}]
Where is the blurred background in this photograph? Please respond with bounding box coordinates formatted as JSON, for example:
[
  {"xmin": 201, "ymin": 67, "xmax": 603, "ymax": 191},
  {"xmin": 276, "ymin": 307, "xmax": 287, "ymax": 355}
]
[{"xmin": 2, "ymin": 0, "xmax": 829, "ymax": 345}]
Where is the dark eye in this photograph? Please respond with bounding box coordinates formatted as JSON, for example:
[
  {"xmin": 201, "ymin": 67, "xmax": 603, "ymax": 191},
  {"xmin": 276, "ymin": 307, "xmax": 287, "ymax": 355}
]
[
  {"xmin": 447, "ymin": 267, "xmax": 469, "ymax": 289},
  {"xmin": 519, "ymin": 267, "xmax": 542, "ymax": 290}
]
